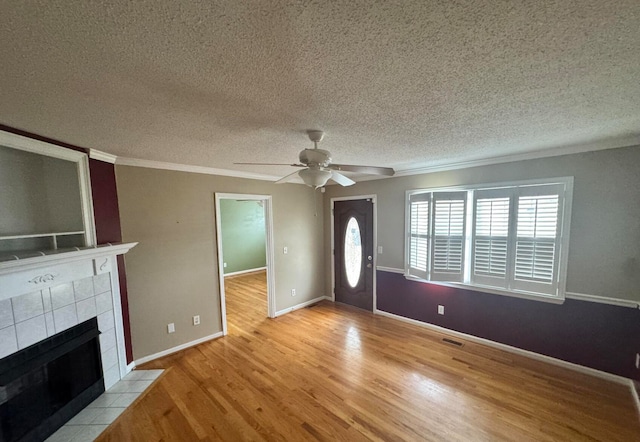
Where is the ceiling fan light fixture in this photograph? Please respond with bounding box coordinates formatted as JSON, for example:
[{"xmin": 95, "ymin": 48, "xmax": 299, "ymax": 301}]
[{"xmin": 299, "ymin": 168, "xmax": 332, "ymax": 188}]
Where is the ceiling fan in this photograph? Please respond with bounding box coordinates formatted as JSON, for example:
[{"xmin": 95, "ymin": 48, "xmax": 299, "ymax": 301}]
[{"xmin": 235, "ymin": 130, "xmax": 395, "ymax": 188}]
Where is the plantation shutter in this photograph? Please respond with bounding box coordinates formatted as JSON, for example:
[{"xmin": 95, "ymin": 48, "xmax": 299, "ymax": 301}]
[
  {"xmin": 471, "ymin": 189, "xmax": 512, "ymax": 288},
  {"xmin": 511, "ymin": 184, "xmax": 564, "ymax": 295},
  {"xmin": 430, "ymin": 192, "xmax": 467, "ymax": 282},
  {"xmin": 407, "ymin": 192, "xmax": 431, "ymax": 280}
]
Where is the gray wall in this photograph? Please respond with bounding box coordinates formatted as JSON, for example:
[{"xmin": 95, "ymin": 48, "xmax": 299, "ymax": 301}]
[
  {"xmin": 324, "ymin": 145, "xmax": 640, "ymax": 302},
  {"xmin": 220, "ymin": 199, "xmax": 266, "ymax": 274},
  {"xmin": 116, "ymin": 166, "xmax": 325, "ymax": 360}
]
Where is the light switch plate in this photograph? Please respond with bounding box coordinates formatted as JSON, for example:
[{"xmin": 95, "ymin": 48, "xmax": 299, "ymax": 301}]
[
  {"xmin": 167, "ymin": 323, "xmax": 175, "ymax": 333},
  {"xmin": 437, "ymin": 305, "xmax": 444, "ymax": 315}
]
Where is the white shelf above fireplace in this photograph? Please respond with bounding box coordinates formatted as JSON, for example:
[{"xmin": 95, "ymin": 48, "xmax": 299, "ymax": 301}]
[{"xmin": 0, "ymin": 242, "xmax": 137, "ymax": 302}]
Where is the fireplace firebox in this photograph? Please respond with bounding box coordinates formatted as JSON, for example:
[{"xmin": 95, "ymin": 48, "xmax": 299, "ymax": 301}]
[{"xmin": 0, "ymin": 318, "xmax": 104, "ymax": 442}]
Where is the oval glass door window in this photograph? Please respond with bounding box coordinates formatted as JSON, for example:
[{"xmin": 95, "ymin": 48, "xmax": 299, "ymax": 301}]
[{"xmin": 344, "ymin": 217, "xmax": 362, "ymax": 287}]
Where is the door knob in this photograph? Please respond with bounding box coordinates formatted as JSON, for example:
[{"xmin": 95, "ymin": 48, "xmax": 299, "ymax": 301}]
[{"xmin": 367, "ymin": 255, "xmax": 372, "ymax": 261}]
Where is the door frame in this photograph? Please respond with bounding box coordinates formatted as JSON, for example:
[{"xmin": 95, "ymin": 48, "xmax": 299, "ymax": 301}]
[
  {"xmin": 330, "ymin": 194, "xmax": 377, "ymax": 312},
  {"xmin": 214, "ymin": 193, "xmax": 276, "ymax": 335}
]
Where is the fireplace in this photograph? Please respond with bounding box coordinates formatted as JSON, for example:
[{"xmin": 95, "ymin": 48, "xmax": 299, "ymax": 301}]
[
  {"xmin": 0, "ymin": 243, "xmax": 136, "ymax": 440},
  {"xmin": 0, "ymin": 318, "xmax": 104, "ymax": 442}
]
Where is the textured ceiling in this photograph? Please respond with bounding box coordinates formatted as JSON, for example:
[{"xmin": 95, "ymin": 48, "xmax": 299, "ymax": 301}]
[{"xmin": 1, "ymin": 0, "xmax": 639, "ymax": 180}]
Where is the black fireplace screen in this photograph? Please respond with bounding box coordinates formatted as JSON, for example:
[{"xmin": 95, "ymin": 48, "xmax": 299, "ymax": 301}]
[{"xmin": 0, "ymin": 317, "xmax": 104, "ymax": 442}]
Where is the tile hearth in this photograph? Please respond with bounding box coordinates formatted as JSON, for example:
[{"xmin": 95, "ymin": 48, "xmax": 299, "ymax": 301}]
[{"xmin": 45, "ymin": 369, "xmax": 163, "ymax": 442}]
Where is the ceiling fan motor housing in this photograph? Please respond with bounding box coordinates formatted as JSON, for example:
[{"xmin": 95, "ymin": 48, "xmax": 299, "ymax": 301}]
[{"xmin": 299, "ymin": 148, "xmax": 332, "ymax": 167}]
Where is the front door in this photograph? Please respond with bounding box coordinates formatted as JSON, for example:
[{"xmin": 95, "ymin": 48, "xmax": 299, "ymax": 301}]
[{"xmin": 333, "ymin": 199, "xmax": 374, "ymax": 311}]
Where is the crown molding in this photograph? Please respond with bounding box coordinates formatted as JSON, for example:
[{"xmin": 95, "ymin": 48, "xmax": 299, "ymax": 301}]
[
  {"xmin": 115, "ymin": 156, "xmax": 293, "ymax": 183},
  {"xmin": 89, "ymin": 148, "xmax": 117, "ymax": 164},
  {"xmin": 356, "ymin": 137, "xmax": 640, "ymax": 182},
  {"xmin": 112, "ymin": 137, "xmax": 639, "ymax": 185}
]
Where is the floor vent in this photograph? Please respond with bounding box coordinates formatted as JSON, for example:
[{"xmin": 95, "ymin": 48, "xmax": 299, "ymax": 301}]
[{"xmin": 442, "ymin": 338, "xmax": 464, "ymax": 347}]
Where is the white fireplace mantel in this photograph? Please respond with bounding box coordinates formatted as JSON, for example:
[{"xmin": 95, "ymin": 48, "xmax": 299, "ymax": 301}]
[
  {"xmin": 0, "ymin": 242, "xmax": 137, "ymax": 390},
  {"xmin": 0, "ymin": 243, "xmax": 137, "ymax": 302}
]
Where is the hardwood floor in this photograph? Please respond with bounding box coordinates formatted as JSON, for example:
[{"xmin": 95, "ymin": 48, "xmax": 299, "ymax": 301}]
[{"xmin": 98, "ymin": 271, "xmax": 639, "ymax": 441}]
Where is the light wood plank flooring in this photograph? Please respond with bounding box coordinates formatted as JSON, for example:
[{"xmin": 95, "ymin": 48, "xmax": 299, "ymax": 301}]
[{"xmin": 97, "ymin": 271, "xmax": 639, "ymax": 441}]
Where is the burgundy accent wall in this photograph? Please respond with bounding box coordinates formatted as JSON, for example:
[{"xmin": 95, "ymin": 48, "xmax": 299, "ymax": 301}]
[
  {"xmin": 0, "ymin": 124, "xmax": 133, "ymax": 364},
  {"xmin": 88, "ymin": 159, "xmax": 123, "ymax": 244},
  {"xmin": 116, "ymin": 255, "xmax": 133, "ymax": 363},
  {"xmin": 88, "ymin": 159, "xmax": 134, "ymax": 364},
  {"xmin": 377, "ymin": 270, "xmax": 640, "ymax": 380}
]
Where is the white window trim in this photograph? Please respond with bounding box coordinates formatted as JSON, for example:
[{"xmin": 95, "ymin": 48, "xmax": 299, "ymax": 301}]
[{"xmin": 405, "ymin": 177, "xmax": 573, "ymax": 303}]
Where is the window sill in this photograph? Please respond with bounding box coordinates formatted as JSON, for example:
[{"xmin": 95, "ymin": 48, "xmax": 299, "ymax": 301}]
[{"xmin": 403, "ymin": 275, "xmax": 565, "ymax": 304}]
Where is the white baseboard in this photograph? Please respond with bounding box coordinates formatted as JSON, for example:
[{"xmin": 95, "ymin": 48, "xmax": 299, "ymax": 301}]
[
  {"xmin": 134, "ymin": 332, "xmax": 224, "ymax": 365},
  {"xmin": 224, "ymin": 266, "xmax": 267, "ymax": 278},
  {"xmin": 376, "ymin": 266, "xmax": 405, "ymax": 274},
  {"xmin": 631, "ymin": 381, "xmax": 640, "ymax": 414},
  {"xmin": 126, "ymin": 361, "xmax": 136, "ymax": 373},
  {"xmin": 374, "ymin": 309, "xmax": 630, "ymax": 386},
  {"xmin": 274, "ymin": 296, "xmax": 330, "ymax": 317}
]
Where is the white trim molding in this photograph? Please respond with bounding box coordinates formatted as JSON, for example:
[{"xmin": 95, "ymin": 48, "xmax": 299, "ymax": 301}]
[
  {"xmin": 274, "ymin": 296, "xmax": 330, "ymax": 317},
  {"xmin": 376, "ymin": 266, "xmax": 404, "ymax": 274},
  {"xmin": 358, "ymin": 138, "xmax": 640, "ymax": 182},
  {"xmin": 375, "ymin": 266, "xmax": 639, "ymax": 309},
  {"xmin": 375, "ymin": 309, "xmax": 631, "ymax": 386},
  {"xmin": 89, "ymin": 148, "xmax": 117, "ymax": 164},
  {"xmin": 214, "ymin": 193, "xmax": 277, "ymax": 336},
  {"xmin": 0, "ymin": 243, "xmax": 138, "ymax": 275},
  {"xmin": 0, "ymin": 243, "xmax": 138, "ymax": 302},
  {"xmin": 223, "ymin": 266, "xmax": 267, "ymax": 278},
  {"xmin": 631, "ymin": 381, "xmax": 640, "ymax": 415},
  {"xmin": 116, "ymin": 156, "xmax": 286, "ymax": 183},
  {"xmin": 134, "ymin": 332, "xmax": 224, "ymax": 366},
  {"xmin": 565, "ymin": 292, "xmax": 639, "ymax": 309},
  {"xmin": 0, "ymin": 129, "xmax": 87, "ymax": 162}
]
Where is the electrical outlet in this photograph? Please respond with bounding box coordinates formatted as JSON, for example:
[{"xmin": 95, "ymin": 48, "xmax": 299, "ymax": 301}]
[
  {"xmin": 437, "ymin": 305, "xmax": 445, "ymax": 315},
  {"xmin": 167, "ymin": 323, "xmax": 175, "ymax": 333},
  {"xmin": 283, "ymin": 246, "xmax": 288, "ymax": 254},
  {"xmin": 291, "ymin": 288, "xmax": 296, "ymax": 296},
  {"xmin": 223, "ymin": 262, "xmax": 227, "ymax": 268},
  {"xmin": 636, "ymin": 353, "xmax": 639, "ymax": 369},
  {"xmin": 193, "ymin": 315, "xmax": 200, "ymax": 326},
  {"xmin": 378, "ymin": 246, "xmax": 383, "ymax": 254}
]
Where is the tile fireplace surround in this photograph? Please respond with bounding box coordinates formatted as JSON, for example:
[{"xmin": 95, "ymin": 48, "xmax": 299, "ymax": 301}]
[{"xmin": 0, "ymin": 243, "xmax": 136, "ymax": 390}]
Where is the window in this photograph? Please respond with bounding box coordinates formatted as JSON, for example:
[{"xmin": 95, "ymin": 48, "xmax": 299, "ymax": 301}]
[
  {"xmin": 344, "ymin": 216, "xmax": 362, "ymax": 287},
  {"xmin": 405, "ymin": 178, "xmax": 572, "ymax": 301}
]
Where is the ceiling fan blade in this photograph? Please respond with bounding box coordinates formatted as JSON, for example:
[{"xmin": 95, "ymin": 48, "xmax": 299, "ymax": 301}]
[
  {"xmin": 275, "ymin": 170, "xmax": 301, "ymax": 184},
  {"xmin": 329, "ymin": 164, "xmax": 395, "ymax": 176},
  {"xmin": 330, "ymin": 171, "xmax": 355, "ymax": 187},
  {"xmin": 235, "ymin": 162, "xmax": 305, "ymax": 167}
]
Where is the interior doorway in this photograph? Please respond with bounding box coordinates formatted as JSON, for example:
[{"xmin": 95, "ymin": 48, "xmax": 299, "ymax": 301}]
[{"xmin": 214, "ymin": 193, "xmax": 276, "ymax": 335}]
